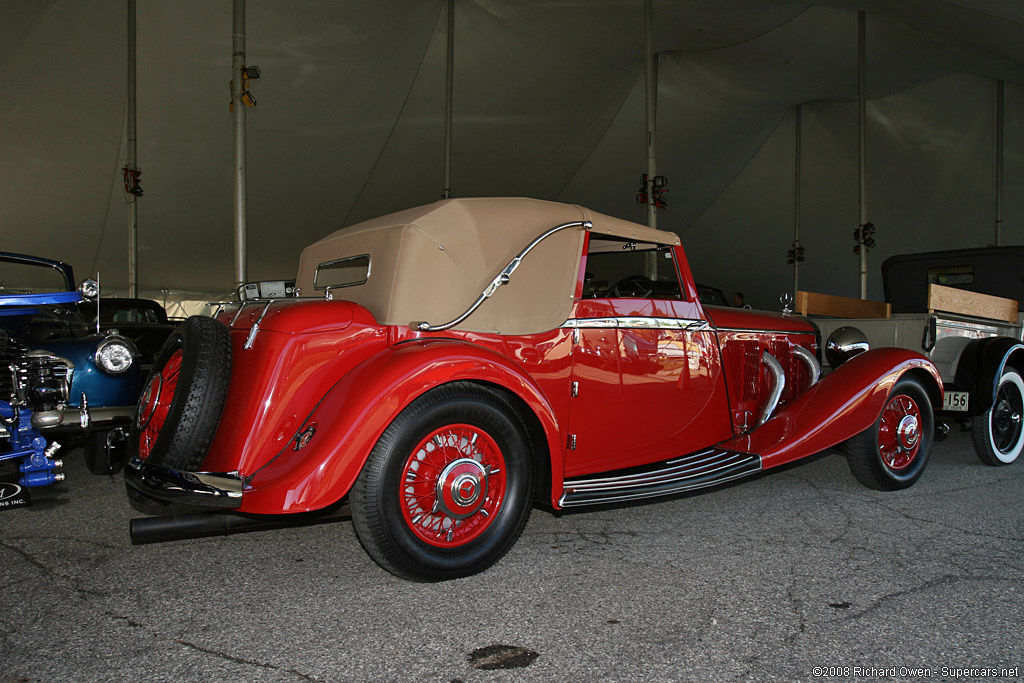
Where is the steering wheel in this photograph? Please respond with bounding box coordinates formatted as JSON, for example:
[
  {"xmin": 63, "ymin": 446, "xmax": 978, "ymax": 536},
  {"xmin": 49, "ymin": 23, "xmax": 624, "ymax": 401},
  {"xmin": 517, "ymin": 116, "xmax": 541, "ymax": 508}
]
[{"xmin": 605, "ymin": 275, "xmax": 655, "ymax": 298}]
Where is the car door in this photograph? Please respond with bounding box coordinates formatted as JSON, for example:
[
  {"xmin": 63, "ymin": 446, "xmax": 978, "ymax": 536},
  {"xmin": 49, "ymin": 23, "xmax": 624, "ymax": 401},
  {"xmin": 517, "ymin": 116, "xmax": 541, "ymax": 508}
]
[{"xmin": 564, "ymin": 237, "xmax": 732, "ymax": 478}]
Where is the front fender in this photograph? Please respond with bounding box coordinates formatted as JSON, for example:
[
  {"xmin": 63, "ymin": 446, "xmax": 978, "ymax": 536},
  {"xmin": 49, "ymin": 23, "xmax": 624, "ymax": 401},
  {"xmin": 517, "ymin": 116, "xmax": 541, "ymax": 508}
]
[
  {"xmin": 721, "ymin": 347, "xmax": 942, "ymax": 468},
  {"xmin": 953, "ymin": 337, "xmax": 1024, "ymax": 416},
  {"xmin": 241, "ymin": 338, "xmax": 561, "ymax": 514},
  {"xmin": 37, "ymin": 336, "xmax": 142, "ymax": 408}
]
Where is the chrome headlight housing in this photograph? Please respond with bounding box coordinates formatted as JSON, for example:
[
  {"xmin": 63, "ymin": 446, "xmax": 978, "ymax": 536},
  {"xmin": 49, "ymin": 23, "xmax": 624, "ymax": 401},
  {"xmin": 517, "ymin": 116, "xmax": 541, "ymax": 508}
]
[
  {"xmin": 825, "ymin": 326, "xmax": 870, "ymax": 366},
  {"xmin": 94, "ymin": 336, "xmax": 137, "ymax": 374},
  {"xmin": 79, "ymin": 278, "xmax": 100, "ymax": 299}
]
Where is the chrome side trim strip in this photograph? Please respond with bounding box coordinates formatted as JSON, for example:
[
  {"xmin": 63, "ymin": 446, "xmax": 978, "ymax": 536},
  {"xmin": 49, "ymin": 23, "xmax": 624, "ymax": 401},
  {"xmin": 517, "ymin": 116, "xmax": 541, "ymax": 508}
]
[
  {"xmin": 934, "ymin": 319, "xmax": 1002, "ymax": 334},
  {"xmin": 559, "ymin": 448, "xmax": 761, "ymax": 507},
  {"xmin": 125, "ymin": 456, "xmax": 243, "ymax": 509},
  {"xmin": 758, "ymin": 351, "xmax": 785, "ymax": 426},
  {"xmin": 562, "ymin": 317, "xmax": 709, "ymax": 332},
  {"xmin": 715, "ymin": 326, "xmax": 816, "ymax": 335},
  {"xmin": 412, "ymin": 220, "xmax": 592, "ymax": 332}
]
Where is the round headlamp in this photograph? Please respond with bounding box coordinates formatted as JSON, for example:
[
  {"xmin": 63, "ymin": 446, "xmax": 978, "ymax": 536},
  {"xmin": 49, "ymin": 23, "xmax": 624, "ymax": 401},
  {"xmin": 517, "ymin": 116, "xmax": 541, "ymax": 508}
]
[
  {"xmin": 79, "ymin": 279, "xmax": 100, "ymax": 299},
  {"xmin": 825, "ymin": 326, "xmax": 869, "ymax": 366},
  {"xmin": 94, "ymin": 336, "xmax": 137, "ymax": 374}
]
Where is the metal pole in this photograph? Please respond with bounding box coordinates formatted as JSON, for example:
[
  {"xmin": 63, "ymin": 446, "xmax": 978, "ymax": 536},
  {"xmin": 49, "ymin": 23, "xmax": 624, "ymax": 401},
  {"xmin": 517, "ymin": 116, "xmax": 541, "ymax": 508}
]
[
  {"xmin": 794, "ymin": 104, "xmax": 802, "ymax": 298},
  {"xmin": 857, "ymin": 11, "xmax": 868, "ymax": 299},
  {"xmin": 643, "ymin": 0, "xmax": 657, "ymax": 229},
  {"xmin": 232, "ymin": 0, "xmax": 248, "ymax": 290},
  {"xmin": 442, "ymin": 0, "xmax": 454, "ymax": 199},
  {"xmin": 995, "ymin": 79, "xmax": 1004, "ymax": 247},
  {"xmin": 127, "ymin": 0, "xmax": 138, "ymax": 298}
]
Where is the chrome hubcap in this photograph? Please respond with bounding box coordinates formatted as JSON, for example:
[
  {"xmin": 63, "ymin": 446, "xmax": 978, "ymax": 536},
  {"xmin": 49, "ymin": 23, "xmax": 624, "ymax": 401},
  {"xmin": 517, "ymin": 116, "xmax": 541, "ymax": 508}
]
[
  {"xmin": 897, "ymin": 414, "xmax": 920, "ymax": 451},
  {"xmin": 435, "ymin": 458, "xmax": 489, "ymax": 519},
  {"xmin": 136, "ymin": 374, "xmax": 163, "ymax": 429}
]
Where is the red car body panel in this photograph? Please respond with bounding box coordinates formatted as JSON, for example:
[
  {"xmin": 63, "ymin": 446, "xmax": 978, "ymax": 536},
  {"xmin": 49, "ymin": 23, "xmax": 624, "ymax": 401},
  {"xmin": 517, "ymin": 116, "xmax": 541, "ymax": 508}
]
[
  {"xmin": 702, "ymin": 305, "xmax": 821, "ymax": 434},
  {"xmin": 565, "ymin": 297, "xmax": 734, "ymax": 477},
  {"xmin": 201, "ymin": 301, "xmax": 386, "ymax": 476},
  {"xmin": 234, "ymin": 335, "xmax": 566, "ymax": 514}
]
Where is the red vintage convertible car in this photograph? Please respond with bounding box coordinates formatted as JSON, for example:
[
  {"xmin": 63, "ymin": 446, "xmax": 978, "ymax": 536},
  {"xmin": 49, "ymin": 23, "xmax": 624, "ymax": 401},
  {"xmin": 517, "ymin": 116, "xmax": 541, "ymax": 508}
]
[{"xmin": 126, "ymin": 197, "xmax": 942, "ymax": 581}]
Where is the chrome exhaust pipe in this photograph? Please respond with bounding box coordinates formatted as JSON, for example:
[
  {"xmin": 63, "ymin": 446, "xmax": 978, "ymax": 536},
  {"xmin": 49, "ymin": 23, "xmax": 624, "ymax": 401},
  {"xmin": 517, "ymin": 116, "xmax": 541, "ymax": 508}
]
[
  {"xmin": 758, "ymin": 351, "xmax": 786, "ymax": 426},
  {"xmin": 792, "ymin": 344, "xmax": 821, "ymax": 386}
]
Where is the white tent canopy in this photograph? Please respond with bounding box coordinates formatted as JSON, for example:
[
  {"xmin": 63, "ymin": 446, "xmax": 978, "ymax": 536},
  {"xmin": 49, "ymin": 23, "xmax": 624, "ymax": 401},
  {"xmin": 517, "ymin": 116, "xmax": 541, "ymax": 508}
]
[{"xmin": 2, "ymin": 0, "xmax": 1022, "ymax": 309}]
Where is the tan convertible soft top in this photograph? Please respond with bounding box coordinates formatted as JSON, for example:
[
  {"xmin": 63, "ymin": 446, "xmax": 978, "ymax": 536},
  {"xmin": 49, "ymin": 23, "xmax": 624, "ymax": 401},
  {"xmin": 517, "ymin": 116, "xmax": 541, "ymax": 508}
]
[{"xmin": 295, "ymin": 197, "xmax": 680, "ymax": 335}]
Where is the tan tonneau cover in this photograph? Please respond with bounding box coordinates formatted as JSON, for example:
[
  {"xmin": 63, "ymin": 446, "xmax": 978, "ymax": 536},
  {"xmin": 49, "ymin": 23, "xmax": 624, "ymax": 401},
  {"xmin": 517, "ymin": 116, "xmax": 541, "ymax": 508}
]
[{"xmin": 296, "ymin": 197, "xmax": 679, "ymax": 335}]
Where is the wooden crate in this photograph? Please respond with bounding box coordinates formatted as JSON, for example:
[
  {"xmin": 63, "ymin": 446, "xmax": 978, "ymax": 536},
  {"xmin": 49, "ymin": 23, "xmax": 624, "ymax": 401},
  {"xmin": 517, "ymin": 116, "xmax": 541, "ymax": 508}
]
[
  {"xmin": 928, "ymin": 284, "xmax": 1018, "ymax": 323},
  {"xmin": 796, "ymin": 290, "xmax": 891, "ymax": 318}
]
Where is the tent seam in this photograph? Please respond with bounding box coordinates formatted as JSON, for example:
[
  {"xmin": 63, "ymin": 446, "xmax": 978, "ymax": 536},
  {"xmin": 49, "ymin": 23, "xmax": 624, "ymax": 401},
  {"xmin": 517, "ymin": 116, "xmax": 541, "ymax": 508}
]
[{"xmin": 341, "ymin": 1, "xmax": 446, "ymax": 227}]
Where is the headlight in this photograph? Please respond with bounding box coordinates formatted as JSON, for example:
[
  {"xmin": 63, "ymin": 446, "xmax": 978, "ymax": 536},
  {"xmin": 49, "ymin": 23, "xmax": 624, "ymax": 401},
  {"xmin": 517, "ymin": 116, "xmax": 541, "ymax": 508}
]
[
  {"xmin": 825, "ymin": 326, "xmax": 869, "ymax": 366},
  {"xmin": 79, "ymin": 279, "xmax": 100, "ymax": 299},
  {"xmin": 94, "ymin": 337, "xmax": 136, "ymax": 374}
]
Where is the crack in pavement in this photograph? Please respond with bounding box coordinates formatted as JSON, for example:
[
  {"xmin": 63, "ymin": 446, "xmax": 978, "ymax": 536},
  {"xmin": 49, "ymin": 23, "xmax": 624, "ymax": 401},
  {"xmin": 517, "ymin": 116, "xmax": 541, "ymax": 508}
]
[
  {"xmin": 863, "ymin": 498, "xmax": 1024, "ymax": 543},
  {"xmin": 0, "ymin": 538, "xmax": 51, "ymax": 575},
  {"xmin": 835, "ymin": 574, "xmax": 990, "ymax": 623},
  {"xmin": 102, "ymin": 610, "xmax": 328, "ymax": 682},
  {"xmin": 172, "ymin": 638, "xmax": 329, "ymax": 683},
  {"xmin": 0, "ymin": 538, "xmax": 108, "ymax": 598}
]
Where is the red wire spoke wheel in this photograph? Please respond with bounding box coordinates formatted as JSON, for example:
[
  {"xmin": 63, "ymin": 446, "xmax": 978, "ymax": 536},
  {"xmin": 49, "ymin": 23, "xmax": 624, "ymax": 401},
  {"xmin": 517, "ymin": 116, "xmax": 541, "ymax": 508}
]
[
  {"xmin": 128, "ymin": 316, "xmax": 231, "ymax": 471},
  {"xmin": 876, "ymin": 394, "xmax": 922, "ymax": 471},
  {"xmin": 136, "ymin": 349, "xmax": 184, "ymax": 460},
  {"xmin": 351, "ymin": 382, "xmax": 533, "ymax": 581},
  {"xmin": 847, "ymin": 375, "xmax": 933, "ymax": 491},
  {"xmin": 399, "ymin": 424, "xmax": 507, "ymax": 548}
]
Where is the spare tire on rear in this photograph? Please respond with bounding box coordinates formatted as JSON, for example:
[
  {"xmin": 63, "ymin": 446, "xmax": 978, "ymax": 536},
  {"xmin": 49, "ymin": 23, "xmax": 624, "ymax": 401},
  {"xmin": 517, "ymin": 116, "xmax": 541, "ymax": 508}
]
[{"xmin": 130, "ymin": 315, "xmax": 231, "ymax": 471}]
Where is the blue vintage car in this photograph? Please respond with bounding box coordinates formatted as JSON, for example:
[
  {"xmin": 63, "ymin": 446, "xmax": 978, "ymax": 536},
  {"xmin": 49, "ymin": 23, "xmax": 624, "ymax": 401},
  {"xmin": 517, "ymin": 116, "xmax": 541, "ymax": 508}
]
[{"xmin": 0, "ymin": 252, "xmax": 141, "ymax": 481}]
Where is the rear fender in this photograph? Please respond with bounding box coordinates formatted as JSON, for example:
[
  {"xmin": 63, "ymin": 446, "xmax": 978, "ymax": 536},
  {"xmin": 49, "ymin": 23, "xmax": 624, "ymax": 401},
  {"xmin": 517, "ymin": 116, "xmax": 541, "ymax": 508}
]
[
  {"xmin": 242, "ymin": 339, "xmax": 561, "ymax": 514},
  {"xmin": 953, "ymin": 337, "xmax": 1024, "ymax": 416},
  {"xmin": 721, "ymin": 347, "xmax": 942, "ymax": 468}
]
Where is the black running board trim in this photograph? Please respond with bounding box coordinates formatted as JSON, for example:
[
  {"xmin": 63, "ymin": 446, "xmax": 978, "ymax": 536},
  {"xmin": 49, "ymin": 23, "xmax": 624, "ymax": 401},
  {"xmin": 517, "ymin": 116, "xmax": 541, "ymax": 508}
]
[{"xmin": 559, "ymin": 448, "xmax": 762, "ymax": 507}]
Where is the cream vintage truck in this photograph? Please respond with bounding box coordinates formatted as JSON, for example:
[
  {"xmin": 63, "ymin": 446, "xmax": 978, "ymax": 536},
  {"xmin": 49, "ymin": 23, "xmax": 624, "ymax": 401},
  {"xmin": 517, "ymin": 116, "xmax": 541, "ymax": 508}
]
[{"xmin": 803, "ymin": 246, "xmax": 1024, "ymax": 467}]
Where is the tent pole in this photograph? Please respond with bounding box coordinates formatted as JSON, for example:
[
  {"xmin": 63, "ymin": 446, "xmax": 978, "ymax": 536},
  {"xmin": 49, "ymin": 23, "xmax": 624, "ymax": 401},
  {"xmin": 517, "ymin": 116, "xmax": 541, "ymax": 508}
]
[
  {"xmin": 442, "ymin": 0, "xmax": 454, "ymax": 200},
  {"xmin": 794, "ymin": 104, "xmax": 801, "ymax": 299},
  {"xmin": 643, "ymin": 0, "xmax": 657, "ymax": 229},
  {"xmin": 126, "ymin": 0, "xmax": 138, "ymax": 298},
  {"xmin": 857, "ymin": 10, "xmax": 868, "ymax": 299},
  {"xmin": 232, "ymin": 0, "xmax": 248, "ymax": 291},
  {"xmin": 995, "ymin": 79, "xmax": 1004, "ymax": 247}
]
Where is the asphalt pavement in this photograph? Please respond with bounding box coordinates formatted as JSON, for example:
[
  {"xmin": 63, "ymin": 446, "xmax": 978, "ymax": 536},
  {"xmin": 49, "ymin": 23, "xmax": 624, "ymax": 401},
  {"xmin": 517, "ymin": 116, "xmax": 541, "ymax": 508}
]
[{"xmin": 1, "ymin": 429, "xmax": 1022, "ymax": 683}]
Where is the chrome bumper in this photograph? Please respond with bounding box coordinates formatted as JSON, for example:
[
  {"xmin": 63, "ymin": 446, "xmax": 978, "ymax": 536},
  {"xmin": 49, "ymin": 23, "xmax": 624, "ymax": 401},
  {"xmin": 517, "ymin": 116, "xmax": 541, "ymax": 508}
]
[
  {"xmin": 31, "ymin": 404, "xmax": 135, "ymax": 434},
  {"xmin": 125, "ymin": 456, "xmax": 243, "ymax": 509}
]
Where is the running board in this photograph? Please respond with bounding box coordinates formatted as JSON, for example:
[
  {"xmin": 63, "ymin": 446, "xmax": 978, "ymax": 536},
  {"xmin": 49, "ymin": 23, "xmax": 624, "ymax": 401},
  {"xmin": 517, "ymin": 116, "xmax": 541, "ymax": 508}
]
[{"xmin": 559, "ymin": 448, "xmax": 762, "ymax": 507}]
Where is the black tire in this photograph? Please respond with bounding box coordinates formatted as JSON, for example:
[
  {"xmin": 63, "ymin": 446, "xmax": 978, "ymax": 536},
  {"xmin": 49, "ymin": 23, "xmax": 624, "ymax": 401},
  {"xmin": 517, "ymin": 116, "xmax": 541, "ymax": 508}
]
[
  {"xmin": 84, "ymin": 429, "xmax": 125, "ymax": 475},
  {"xmin": 847, "ymin": 376, "xmax": 933, "ymax": 491},
  {"xmin": 129, "ymin": 316, "xmax": 231, "ymax": 471},
  {"xmin": 350, "ymin": 382, "xmax": 533, "ymax": 582},
  {"xmin": 971, "ymin": 366, "xmax": 1024, "ymax": 466}
]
